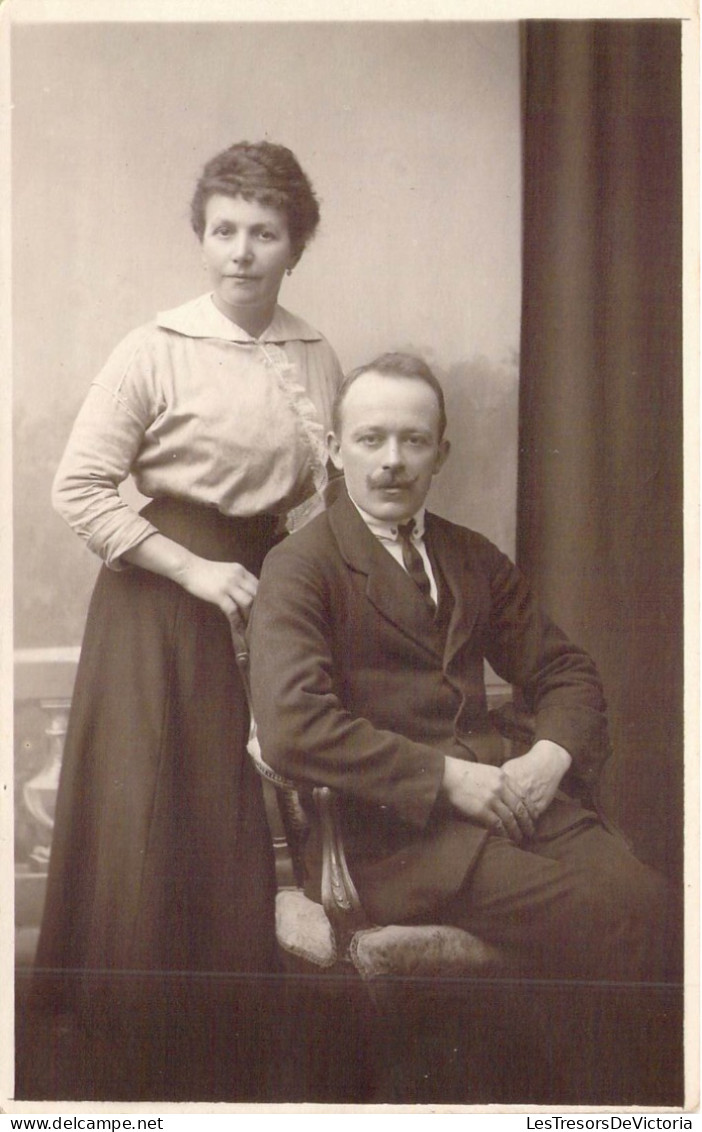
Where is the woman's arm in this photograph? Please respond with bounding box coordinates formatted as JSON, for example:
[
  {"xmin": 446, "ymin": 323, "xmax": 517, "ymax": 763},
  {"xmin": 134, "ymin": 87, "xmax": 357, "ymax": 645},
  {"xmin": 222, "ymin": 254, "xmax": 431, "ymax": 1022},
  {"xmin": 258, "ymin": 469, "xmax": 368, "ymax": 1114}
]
[
  {"xmin": 124, "ymin": 534, "xmax": 258, "ymax": 625},
  {"xmin": 52, "ymin": 329, "xmax": 163, "ymax": 567},
  {"xmin": 54, "ymin": 329, "xmax": 258, "ymax": 621}
]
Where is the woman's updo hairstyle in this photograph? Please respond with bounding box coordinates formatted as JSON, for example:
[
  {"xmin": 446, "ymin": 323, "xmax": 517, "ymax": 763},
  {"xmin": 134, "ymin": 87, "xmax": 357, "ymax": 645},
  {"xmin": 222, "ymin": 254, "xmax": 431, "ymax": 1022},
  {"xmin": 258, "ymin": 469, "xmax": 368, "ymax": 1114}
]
[{"xmin": 190, "ymin": 140, "xmax": 321, "ymax": 260}]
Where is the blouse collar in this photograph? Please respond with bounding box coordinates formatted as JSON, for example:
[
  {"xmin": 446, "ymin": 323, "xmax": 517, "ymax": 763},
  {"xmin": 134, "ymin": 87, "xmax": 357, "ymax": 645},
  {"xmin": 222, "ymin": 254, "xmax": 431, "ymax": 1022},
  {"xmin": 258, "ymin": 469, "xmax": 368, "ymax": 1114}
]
[{"xmin": 156, "ymin": 292, "xmax": 323, "ymax": 344}]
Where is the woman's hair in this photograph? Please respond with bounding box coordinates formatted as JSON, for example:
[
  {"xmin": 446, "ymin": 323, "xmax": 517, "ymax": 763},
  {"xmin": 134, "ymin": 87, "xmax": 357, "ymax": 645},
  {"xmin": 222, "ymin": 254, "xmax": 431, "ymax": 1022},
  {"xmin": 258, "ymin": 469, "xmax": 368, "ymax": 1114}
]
[
  {"xmin": 190, "ymin": 140, "xmax": 320, "ymax": 258},
  {"xmin": 332, "ymin": 353, "xmax": 448, "ymax": 439}
]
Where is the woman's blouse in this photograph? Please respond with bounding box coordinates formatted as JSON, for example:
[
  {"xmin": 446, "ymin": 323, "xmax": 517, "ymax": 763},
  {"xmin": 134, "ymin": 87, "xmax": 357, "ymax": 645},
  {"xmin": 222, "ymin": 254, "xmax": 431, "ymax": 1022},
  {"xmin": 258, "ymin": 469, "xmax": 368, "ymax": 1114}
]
[{"xmin": 52, "ymin": 293, "xmax": 343, "ymax": 568}]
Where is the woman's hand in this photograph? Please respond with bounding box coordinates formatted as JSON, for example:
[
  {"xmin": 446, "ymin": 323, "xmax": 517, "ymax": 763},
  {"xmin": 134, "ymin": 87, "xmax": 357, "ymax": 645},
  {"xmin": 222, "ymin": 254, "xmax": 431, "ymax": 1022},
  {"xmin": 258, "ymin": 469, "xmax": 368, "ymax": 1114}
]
[
  {"xmin": 123, "ymin": 533, "xmax": 258, "ymax": 627},
  {"xmin": 441, "ymin": 755, "xmax": 537, "ymax": 842},
  {"xmin": 175, "ymin": 557, "xmax": 258, "ymax": 627}
]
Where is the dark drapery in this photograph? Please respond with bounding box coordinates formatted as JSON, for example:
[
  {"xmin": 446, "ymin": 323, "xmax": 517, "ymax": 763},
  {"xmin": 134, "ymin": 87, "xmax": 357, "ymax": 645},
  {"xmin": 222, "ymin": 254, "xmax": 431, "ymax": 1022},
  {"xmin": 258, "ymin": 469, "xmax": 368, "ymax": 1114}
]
[{"xmin": 518, "ymin": 22, "xmax": 683, "ymax": 882}]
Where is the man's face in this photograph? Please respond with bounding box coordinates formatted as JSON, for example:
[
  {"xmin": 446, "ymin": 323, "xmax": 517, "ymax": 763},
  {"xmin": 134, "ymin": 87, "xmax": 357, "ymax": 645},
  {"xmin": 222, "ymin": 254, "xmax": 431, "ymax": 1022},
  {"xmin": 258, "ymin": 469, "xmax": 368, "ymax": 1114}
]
[{"xmin": 328, "ymin": 371, "xmax": 450, "ymax": 523}]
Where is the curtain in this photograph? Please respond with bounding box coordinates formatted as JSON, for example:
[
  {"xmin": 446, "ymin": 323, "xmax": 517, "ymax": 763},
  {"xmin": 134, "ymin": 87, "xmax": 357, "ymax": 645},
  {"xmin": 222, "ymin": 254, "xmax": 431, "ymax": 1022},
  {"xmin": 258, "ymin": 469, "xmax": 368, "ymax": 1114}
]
[{"xmin": 517, "ymin": 21, "xmax": 683, "ymax": 882}]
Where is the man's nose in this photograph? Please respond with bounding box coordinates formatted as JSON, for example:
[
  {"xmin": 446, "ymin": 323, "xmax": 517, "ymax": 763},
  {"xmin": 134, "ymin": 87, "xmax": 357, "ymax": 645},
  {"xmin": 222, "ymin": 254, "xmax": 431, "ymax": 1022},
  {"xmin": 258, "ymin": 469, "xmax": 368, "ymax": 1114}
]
[{"xmin": 382, "ymin": 438, "xmax": 403, "ymax": 468}]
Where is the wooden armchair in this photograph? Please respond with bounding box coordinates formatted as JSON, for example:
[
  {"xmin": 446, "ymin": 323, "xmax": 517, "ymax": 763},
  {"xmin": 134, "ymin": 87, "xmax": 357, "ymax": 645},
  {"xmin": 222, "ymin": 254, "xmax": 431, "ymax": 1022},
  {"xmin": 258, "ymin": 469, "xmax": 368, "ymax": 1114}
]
[
  {"xmin": 231, "ymin": 630, "xmax": 504, "ymax": 986},
  {"xmin": 231, "ymin": 631, "xmax": 609, "ymax": 1103}
]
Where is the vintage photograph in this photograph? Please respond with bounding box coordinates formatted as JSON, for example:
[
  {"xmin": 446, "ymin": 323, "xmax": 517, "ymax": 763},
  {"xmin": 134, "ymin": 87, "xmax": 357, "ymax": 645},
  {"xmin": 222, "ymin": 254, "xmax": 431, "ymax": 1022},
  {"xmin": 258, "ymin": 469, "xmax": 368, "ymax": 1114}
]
[{"xmin": 5, "ymin": 0, "xmax": 695, "ymax": 1112}]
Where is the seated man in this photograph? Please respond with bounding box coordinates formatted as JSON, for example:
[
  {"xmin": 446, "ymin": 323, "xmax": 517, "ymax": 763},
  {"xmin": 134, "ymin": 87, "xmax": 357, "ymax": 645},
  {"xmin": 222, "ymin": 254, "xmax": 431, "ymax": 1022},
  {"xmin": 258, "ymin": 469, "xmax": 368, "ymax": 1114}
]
[{"xmin": 248, "ymin": 351, "xmax": 673, "ymax": 991}]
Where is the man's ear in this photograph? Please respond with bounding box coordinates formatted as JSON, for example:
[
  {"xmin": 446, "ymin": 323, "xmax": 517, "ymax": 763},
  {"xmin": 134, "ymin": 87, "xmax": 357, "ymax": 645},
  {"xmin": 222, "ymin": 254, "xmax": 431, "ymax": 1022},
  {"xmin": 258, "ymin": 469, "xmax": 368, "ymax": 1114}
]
[
  {"xmin": 327, "ymin": 431, "xmax": 344, "ymax": 471},
  {"xmin": 433, "ymin": 437, "xmax": 451, "ymax": 476}
]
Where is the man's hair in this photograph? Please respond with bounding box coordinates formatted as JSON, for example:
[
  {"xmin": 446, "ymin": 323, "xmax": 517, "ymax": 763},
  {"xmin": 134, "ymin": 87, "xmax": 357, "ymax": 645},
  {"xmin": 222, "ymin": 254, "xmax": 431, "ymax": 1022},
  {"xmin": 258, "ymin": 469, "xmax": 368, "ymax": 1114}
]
[{"xmin": 332, "ymin": 353, "xmax": 447, "ymax": 439}]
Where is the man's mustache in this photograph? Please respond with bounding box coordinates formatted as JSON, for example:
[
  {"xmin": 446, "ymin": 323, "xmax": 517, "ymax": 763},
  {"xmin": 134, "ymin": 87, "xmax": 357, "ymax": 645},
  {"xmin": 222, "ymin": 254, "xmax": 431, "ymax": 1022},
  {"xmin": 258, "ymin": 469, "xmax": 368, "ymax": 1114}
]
[{"xmin": 369, "ymin": 473, "xmax": 415, "ymax": 489}]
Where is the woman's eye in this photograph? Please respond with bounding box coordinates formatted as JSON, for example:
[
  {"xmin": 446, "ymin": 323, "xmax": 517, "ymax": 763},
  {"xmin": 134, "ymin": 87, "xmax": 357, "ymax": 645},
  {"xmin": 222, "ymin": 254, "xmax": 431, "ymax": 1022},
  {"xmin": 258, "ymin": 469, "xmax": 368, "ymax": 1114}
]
[{"xmin": 258, "ymin": 230, "xmax": 277, "ymax": 241}]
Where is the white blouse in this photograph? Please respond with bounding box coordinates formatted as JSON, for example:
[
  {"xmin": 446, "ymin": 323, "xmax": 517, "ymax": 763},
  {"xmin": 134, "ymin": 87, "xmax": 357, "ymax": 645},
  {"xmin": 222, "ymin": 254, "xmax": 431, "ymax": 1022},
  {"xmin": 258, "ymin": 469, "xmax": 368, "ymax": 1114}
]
[{"xmin": 52, "ymin": 293, "xmax": 343, "ymax": 567}]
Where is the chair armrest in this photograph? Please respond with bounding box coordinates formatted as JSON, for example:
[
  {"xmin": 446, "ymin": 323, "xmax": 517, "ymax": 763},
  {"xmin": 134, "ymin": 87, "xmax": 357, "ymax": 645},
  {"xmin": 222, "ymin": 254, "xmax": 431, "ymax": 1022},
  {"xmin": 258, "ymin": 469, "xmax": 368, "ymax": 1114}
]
[
  {"xmin": 314, "ymin": 786, "xmax": 370, "ymax": 952},
  {"xmin": 232, "ymin": 626, "xmax": 372, "ymax": 953}
]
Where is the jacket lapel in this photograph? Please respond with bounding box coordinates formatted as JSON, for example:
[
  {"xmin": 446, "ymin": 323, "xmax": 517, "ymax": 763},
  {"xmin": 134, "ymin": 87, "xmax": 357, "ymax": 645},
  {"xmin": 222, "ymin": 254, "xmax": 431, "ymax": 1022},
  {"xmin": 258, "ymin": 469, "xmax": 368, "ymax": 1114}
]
[
  {"xmin": 424, "ymin": 513, "xmax": 483, "ymax": 671},
  {"xmin": 328, "ymin": 492, "xmax": 443, "ymax": 659}
]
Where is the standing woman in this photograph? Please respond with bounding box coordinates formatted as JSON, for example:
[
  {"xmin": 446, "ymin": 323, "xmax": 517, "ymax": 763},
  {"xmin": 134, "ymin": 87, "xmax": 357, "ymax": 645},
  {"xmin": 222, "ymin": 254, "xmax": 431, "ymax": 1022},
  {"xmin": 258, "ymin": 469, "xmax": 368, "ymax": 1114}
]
[{"xmin": 32, "ymin": 141, "xmax": 342, "ymax": 1094}]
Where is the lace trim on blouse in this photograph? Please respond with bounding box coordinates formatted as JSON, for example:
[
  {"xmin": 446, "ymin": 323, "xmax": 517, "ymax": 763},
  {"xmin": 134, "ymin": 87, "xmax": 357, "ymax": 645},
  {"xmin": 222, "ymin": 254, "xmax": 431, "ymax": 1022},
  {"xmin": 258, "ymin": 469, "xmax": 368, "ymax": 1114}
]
[{"xmin": 257, "ymin": 342, "xmax": 329, "ymax": 531}]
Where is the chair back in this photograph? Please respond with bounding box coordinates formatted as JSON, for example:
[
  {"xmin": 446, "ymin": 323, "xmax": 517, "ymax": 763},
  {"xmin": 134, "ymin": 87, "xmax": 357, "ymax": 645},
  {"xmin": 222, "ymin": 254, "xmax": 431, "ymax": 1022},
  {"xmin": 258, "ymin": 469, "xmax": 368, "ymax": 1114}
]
[
  {"xmin": 231, "ymin": 625, "xmax": 367, "ymax": 938},
  {"xmin": 231, "ymin": 626, "xmax": 310, "ymax": 887}
]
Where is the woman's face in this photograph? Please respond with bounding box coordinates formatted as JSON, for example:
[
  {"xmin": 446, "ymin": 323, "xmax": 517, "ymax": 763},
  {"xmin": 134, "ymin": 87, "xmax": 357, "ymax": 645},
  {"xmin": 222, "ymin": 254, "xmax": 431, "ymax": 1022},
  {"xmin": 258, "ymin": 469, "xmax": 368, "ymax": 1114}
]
[{"xmin": 201, "ymin": 193, "xmax": 295, "ymax": 329}]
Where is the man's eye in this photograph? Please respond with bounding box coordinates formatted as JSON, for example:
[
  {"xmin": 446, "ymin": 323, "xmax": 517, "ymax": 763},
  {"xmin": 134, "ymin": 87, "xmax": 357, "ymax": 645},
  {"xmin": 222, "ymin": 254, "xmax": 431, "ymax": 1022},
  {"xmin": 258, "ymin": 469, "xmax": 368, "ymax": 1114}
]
[{"xmin": 358, "ymin": 435, "xmax": 381, "ymax": 446}]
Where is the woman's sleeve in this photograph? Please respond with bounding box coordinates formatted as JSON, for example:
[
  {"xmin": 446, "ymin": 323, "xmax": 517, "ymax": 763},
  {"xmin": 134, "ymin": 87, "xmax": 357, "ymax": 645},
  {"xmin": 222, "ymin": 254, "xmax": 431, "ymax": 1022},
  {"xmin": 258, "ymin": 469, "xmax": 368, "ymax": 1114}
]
[
  {"xmin": 51, "ymin": 327, "xmax": 164, "ymax": 569},
  {"xmin": 302, "ymin": 334, "xmax": 344, "ymax": 430},
  {"xmin": 320, "ymin": 337, "xmax": 344, "ymax": 420}
]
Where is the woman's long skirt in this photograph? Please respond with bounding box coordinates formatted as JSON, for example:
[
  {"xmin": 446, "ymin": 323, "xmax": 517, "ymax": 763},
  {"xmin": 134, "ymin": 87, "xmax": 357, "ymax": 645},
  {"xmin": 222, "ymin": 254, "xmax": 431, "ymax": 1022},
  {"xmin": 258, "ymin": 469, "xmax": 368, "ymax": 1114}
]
[{"xmin": 32, "ymin": 498, "xmax": 280, "ymax": 1055}]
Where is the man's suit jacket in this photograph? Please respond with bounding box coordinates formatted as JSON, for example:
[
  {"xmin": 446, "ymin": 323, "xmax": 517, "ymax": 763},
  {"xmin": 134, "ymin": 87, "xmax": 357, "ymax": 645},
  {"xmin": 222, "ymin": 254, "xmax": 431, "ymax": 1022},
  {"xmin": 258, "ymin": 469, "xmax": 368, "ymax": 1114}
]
[{"xmin": 249, "ymin": 490, "xmax": 611, "ymax": 924}]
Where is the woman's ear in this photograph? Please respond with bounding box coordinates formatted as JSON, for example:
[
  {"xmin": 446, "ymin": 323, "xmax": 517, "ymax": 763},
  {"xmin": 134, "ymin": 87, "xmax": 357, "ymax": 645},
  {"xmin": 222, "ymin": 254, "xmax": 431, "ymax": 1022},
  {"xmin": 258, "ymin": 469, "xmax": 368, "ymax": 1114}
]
[{"xmin": 289, "ymin": 243, "xmax": 305, "ymax": 271}]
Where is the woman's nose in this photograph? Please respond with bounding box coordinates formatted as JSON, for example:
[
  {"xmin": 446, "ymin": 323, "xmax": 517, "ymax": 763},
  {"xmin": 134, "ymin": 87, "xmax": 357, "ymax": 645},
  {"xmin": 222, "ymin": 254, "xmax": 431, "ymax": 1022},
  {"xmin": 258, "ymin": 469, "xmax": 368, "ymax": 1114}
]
[{"xmin": 231, "ymin": 234, "xmax": 253, "ymax": 263}]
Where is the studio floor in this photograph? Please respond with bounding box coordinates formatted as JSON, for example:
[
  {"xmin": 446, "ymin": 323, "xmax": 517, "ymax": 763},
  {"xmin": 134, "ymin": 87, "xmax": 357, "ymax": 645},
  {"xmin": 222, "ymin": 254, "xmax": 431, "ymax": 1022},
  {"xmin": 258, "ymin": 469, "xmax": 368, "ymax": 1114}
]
[{"xmin": 13, "ymin": 961, "xmax": 686, "ymax": 1109}]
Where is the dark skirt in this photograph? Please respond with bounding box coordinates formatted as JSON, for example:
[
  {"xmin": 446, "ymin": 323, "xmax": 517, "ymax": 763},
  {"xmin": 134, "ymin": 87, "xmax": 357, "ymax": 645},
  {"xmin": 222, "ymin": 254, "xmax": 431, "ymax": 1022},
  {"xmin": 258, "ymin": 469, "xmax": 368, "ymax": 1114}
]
[{"xmin": 33, "ymin": 498, "xmax": 280, "ymax": 1019}]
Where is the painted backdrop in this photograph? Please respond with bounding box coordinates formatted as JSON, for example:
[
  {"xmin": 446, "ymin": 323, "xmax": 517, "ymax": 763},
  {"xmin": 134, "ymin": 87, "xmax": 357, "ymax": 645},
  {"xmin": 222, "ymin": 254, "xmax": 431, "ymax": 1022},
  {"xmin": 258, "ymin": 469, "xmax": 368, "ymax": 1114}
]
[{"xmin": 12, "ymin": 20, "xmax": 522, "ymax": 648}]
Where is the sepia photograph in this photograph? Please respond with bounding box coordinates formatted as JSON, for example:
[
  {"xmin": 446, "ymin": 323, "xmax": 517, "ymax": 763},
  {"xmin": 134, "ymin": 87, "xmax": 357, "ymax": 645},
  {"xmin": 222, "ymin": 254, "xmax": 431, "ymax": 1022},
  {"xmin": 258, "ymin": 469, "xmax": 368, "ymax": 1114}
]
[{"xmin": 3, "ymin": 0, "xmax": 697, "ymax": 1115}]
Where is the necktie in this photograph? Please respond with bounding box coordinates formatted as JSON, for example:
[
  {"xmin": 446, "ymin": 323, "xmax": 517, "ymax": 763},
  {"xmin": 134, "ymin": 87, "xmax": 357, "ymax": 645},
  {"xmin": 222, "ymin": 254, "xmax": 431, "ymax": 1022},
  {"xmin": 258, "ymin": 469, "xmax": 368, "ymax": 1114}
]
[{"xmin": 397, "ymin": 520, "xmax": 435, "ymax": 609}]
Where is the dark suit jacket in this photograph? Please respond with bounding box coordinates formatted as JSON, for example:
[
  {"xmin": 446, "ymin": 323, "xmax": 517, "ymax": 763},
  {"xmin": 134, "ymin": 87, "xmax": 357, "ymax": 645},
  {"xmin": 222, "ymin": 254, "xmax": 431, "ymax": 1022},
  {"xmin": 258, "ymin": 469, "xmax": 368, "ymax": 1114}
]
[{"xmin": 248, "ymin": 491, "xmax": 610, "ymax": 924}]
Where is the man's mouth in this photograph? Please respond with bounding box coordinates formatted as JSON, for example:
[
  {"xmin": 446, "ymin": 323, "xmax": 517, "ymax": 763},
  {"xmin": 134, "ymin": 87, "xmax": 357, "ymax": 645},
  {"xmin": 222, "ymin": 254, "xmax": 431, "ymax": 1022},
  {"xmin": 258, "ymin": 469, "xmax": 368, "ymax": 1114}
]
[{"xmin": 373, "ymin": 480, "xmax": 413, "ymax": 491}]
